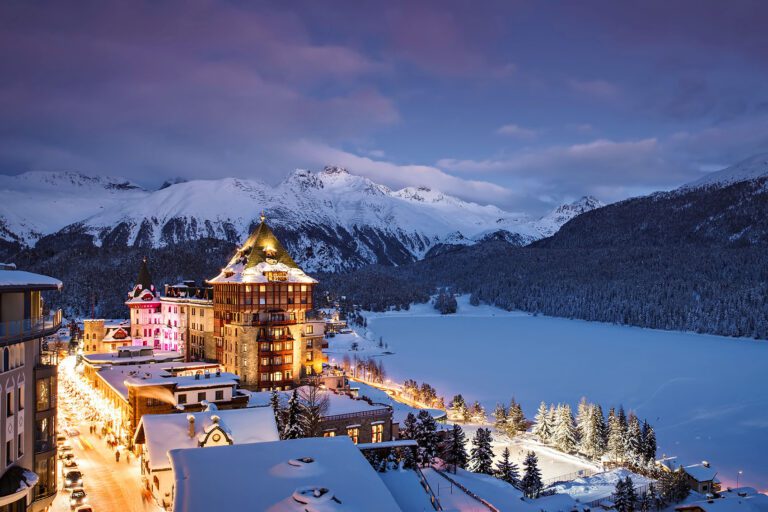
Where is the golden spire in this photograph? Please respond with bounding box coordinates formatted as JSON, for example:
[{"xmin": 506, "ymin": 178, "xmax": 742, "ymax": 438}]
[{"xmin": 260, "ymin": 210, "xmax": 266, "ymax": 223}]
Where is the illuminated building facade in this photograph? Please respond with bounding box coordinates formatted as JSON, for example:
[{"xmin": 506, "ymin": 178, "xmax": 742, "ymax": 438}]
[
  {"xmin": 0, "ymin": 263, "xmax": 63, "ymax": 511},
  {"xmin": 208, "ymin": 215, "xmax": 325, "ymax": 390}
]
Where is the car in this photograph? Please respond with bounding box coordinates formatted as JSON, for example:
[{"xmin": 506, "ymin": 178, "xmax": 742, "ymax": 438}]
[
  {"xmin": 56, "ymin": 434, "xmax": 67, "ymax": 444},
  {"xmin": 60, "ymin": 452, "xmax": 76, "ymax": 463},
  {"xmin": 66, "ymin": 427, "xmax": 80, "ymax": 437},
  {"xmin": 69, "ymin": 488, "xmax": 87, "ymax": 509},
  {"xmin": 61, "ymin": 460, "xmax": 78, "ymax": 474},
  {"xmin": 75, "ymin": 507, "xmax": 93, "ymax": 512},
  {"xmin": 58, "ymin": 445, "xmax": 74, "ymax": 458},
  {"xmin": 63, "ymin": 470, "xmax": 83, "ymax": 488}
]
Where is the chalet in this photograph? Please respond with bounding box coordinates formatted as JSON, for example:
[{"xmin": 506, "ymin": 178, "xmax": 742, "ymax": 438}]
[
  {"xmin": 82, "ymin": 319, "xmax": 132, "ymax": 353},
  {"xmin": 683, "ymin": 462, "xmax": 721, "ymax": 495},
  {"xmin": 133, "ymin": 405, "xmax": 279, "ymax": 508}
]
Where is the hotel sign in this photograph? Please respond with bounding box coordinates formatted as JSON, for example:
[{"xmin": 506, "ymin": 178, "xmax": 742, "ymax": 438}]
[{"xmin": 264, "ymin": 271, "xmax": 288, "ymax": 282}]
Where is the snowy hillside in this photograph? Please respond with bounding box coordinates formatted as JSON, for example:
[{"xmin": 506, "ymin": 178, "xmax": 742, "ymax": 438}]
[
  {"xmin": 0, "ymin": 171, "xmax": 144, "ymax": 245},
  {"xmin": 2, "ymin": 167, "xmax": 602, "ymax": 271},
  {"xmin": 683, "ymin": 153, "xmax": 768, "ymax": 190}
]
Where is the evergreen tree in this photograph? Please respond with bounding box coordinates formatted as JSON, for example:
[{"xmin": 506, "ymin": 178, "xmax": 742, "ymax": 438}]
[
  {"xmin": 657, "ymin": 471, "xmax": 690, "ymax": 504},
  {"xmin": 638, "ymin": 488, "xmax": 653, "ymax": 512},
  {"xmin": 415, "ymin": 410, "xmax": 439, "ymax": 465},
  {"xmin": 270, "ymin": 390, "xmax": 283, "ymax": 432},
  {"xmin": 532, "ymin": 401, "xmax": 552, "ymax": 443},
  {"xmin": 626, "ymin": 414, "xmax": 643, "ymax": 466},
  {"xmin": 576, "ymin": 397, "xmax": 590, "ymax": 446},
  {"xmin": 614, "ymin": 478, "xmax": 630, "ymax": 512},
  {"xmin": 520, "ymin": 451, "xmax": 543, "ymax": 499},
  {"xmin": 495, "ymin": 447, "xmax": 520, "ymax": 487},
  {"xmin": 450, "ymin": 395, "xmax": 467, "ymax": 422},
  {"xmin": 625, "ymin": 476, "xmax": 638, "ymax": 509},
  {"xmin": 442, "ymin": 424, "xmax": 468, "ymax": 473},
  {"xmin": 584, "ymin": 404, "xmax": 607, "ymax": 459},
  {"xmin": 553, "ymin": 404, "xmax": 578, "ymax": 453},
  {"xmin": 282, "ymin": 389, "xmax": 304, "ymax": 440},
  {"xmin": 508, "ymin": 399, "xmax": 526, "ymax": 434},
  {"xmin": 401, "ymin": 412, "xmax": 418, "ymax": 440},
  {"xmin": 641, "ymin": 421, "xmax": 657, "ymax": 465},
  {"xmin": 607, "ymin": 407, "xmax": 625, "ymax": 461},
  {"xmin": 493, "ymin": 403, "xmax": 509, "ymax": 432},
  {"xmin": 470, "ymin": 428, "xmax": 494, "ymax": 474},
  {"xmin": 470, "ymin": 401, "xmax": 486, "ymax": 424}
]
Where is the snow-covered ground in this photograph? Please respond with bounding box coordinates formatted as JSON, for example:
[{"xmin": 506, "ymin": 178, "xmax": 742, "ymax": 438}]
[
  {"xmin": 328, "ymin": 296, "xmax": 768, "ymax": 490},
  {"xmin": 551, "ymin": 468, "xmax": 653, "ymax": 502}
]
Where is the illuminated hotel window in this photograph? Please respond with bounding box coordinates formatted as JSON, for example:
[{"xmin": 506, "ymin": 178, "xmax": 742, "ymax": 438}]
[
  {"xmin": 372, "ymin": 424, "xmax": 383, "ymax": 443},
  {"xmin": 323, "ymin": 430, "xmax": 335, "ymax": 437},
  {"xmin": 346, "ymin": 428, "xmax": 359, "ymax": 444}
]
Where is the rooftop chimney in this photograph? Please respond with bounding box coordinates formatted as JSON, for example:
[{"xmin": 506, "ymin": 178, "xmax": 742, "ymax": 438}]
[{"xmin": 187, "ymin": 414, "xmax": 195, "ymax": 438}]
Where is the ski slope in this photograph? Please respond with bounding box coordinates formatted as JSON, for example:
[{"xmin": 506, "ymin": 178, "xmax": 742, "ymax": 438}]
[{"xmin": 346, "ymin": 296, "xmax": 768, "ymax": 491}]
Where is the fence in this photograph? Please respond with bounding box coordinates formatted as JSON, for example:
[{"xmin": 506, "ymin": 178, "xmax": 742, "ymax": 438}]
[
  {"xmin": 432, "ymin": 467, "xmax": 500, "ymax": 512},
  {"xmin": 582, "ymin": 481, "xmax": 655, "ymax": 509},
  {"xmin": 543, "ymin": 467, "xmax": 600, "ymax": 487},
  {"xmin": 414, "ymin": 465, "xmax": 443, "ymax": 511}
]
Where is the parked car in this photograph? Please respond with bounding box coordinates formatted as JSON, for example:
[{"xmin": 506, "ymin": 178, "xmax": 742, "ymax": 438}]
[
  {"xmin": 60, "ymin": 452, "xmax": 76, "ymax": 463},
  {"xmin": 58, "ymin": 445, "xmax": 74, "ymax": 458},
  {"xmin": 63, "ymin": 470, "xmax": 83, "ymax": 489},
  {"xmin": 61, "ymin": 459, "xmax": 79, "ymax": 473},
  {"xmin": 69, "ymin": 488, "xmax": 87, "ymax": 509},
  {"xmin": 66, "ymin": 427, "xmax": 80, "ymax": 437},
  {"xmin": 56, "ymin": 434, "xmax": 67, "ymax": 445}
]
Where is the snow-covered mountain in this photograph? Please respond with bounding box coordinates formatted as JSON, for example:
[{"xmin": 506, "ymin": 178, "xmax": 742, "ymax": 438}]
[
  {"xmin": 1, "ymin": 167, "xmax": 603, "ymax": 271},
  {"xmin": 683, "ymin": 153, "xmax": 768, "ymax": 190}
]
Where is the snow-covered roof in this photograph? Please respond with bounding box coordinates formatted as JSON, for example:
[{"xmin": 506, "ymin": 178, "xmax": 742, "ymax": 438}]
[
  {"xmin": 82, "ymin": 349, "xmax": 182, "ymax": 366},
  {"xmin": 676, "ymin": 488, "xmax": 768, "ymax": 512},
  {"xmin": 124, "ymin": 371, "xmax": 238, "ymax": 389},
  {"xmin": 0, "ymin": 269, "xmax": 62, "ymax": 290},
  {"xmin": 169, "ymin": 436, "xmax": 402, "ymax": 512},
  {"xmin": 94, "ymin": 361, "xmax": 222, "ymax": 400},
  {"xmin": 208, "ymin": 218, "xmax": 317, "ymax": 285},
  {"xmin": 135, "ymin": 407, "xmax": 279, "ymax": 471},
  {"xmin": 247, "ymin": 387, "xmax": 390, "ymax": 418},
  {"xmin": 684, "ymin": 463, "xmax": 718, "ymax": 482}
]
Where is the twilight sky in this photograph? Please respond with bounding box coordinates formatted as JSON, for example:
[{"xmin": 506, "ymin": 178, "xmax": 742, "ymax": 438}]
[{"xmin": 2, "ymin": 0, "xmax": 768, "ymax": 213}]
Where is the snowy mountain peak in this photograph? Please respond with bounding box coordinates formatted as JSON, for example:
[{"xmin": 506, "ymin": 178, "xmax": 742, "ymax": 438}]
[
  {"xmin": 5, "ymin": 170, "xmax": 143, "ymax": 191},
  {"xmin": 684, "ymin": 153, "xmax": 768, "ymax": 189},
  {"xmin": 322, "ymin": 166, "xmax": 349, "ymax": 176}
]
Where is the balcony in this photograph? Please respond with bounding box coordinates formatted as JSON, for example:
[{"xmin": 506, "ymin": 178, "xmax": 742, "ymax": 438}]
[
  {"xmin": 256, "ymin": 334, "xmax": 294, "ymax": 342},
  {"xmin": 0, "ymin": 310, "xmax": 62, "ymax": 346}
]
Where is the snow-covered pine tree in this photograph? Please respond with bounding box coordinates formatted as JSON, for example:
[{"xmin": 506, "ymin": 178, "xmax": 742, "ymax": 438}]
[
  {"xmin": 576, "ymin": 397, "xmax": 590, "ymax": 444},
  {"xmin": 520, "ymin": 451, "xmax": 543, "ymax": 499},
  {"xmin": 613, "ymin": 477, "xmax": 629, "ymax": 512},
  {"xmin": 553, "ymin": 404, "xmax": 578, "ymax": 453},
  {"xmin": 416, "ymin": 410, "xmax": 439, "ymax": 465},
  {"xmin": 617, "ymin": 406, "xmax": 629, "ymax": 456},
  {"xmin": 532, "ymin": 401, "xmax": 552, "ymax": 443},
  {"xmin": 585, "ymin": 404, "xmax": 607, "ymax": 459},
  {"xmin": 442, "ymin": 424, "xmax": 468, "ymax": 473},
  {"xmin": 270, "ymin": 390, "xmax": 283, "ymax": 432},
  {"xmin": 282, "ymin": 389, "xmax": 304, "ymax": 440},
  {"xmin": 495, "ymin": 447, "xmax": 520, "ymax": 487},
  {"xmin": 626, "ymin": 414, "xmax": 643, "ymax": 466},
  {"xmin": 470, "ymin": 428, "xmax": 494, "ymax": 474},
  {"xmin": 594, "ymin": 404, "xmax": 608, "ymax": 455},
  {"xmin": 508, "ymin": 398, "xmax": 526, "ymax": 434},
  {"xmin": 548, "ymin": 404, "xmax": 557, "ymax": 432},
  {"xmin": 450, "ymin": 394, "xmax": 466, "ymax": 422},
  {"xmin": 493, "ymin": 403, "xmax": 509, "ymax": 432},
  {"xmin": 625, "ymin": 476, "xmax": 638, "ymax": 507},
  {"xmin": 470, "ymin": 401, "xmax": 486, "ymax": 424},
  {"xmin": 401, "ymin": 412, "xmax": 418, "ymax": 440},
  {"xmin": 641, "ymin": 420, "xmax": 657, "ymax": 466},
  {"xmin": 607, "ymin": 407, "xmax": 624, "ymax": 462},
  {"xmin": 638, "ymin": 488, "xmax": 653, "ymax": 512}
]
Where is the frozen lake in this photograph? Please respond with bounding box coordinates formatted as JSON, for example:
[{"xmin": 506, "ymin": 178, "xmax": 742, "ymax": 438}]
[{"xmin": 356, "ymin": 298, "xmax": 768, "ymax": 490}]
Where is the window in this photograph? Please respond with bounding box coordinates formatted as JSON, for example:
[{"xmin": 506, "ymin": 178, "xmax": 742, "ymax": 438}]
[
  {"xmin": 305, "ymin": 352, "xmax": 313, "ymax": 362},
  {"xmin": 36, "ymin": 376, "xmax": 55, "ymax": 412},
  {"xmin": 372, "ymin": 424, "xmax": 383, "ymax": 443},
  {"xmin": 215, "ymin": 390, "xmax": 224, "ymax": 401},
  {"xmin": 306, "ymin": 339, "xmax": 313, "ymax": 349},
  {"xmin": 6, "ymin": 440, "xmax": 12, "ymax": 465},
  {"xmin": 260, "ymin": 374, "xmax": 269, "ymax": 382},
  {"xmin": 35, "ymin": 417, "xmax": 54, "ymax": 453},
  {"xmin": 261, "ymin": 358, "xmax": 269, "ymax": 366},
  {"xmin": 6, "ymin": 391, "xmax": 12, "ymax": 417},
  {"xmin": 273, "ymin": 371, "xmax": 282, "ymax": 382},
  {"xmin": 260, "ymin": 343, "xmax": 269, "ymax": 351},
  {"xmin": 305, "ymin": 325, "xmax": 313, "ymax": 334},
  {"xmin": 17, "ymin": 385, "xmax": 24, "ymax": 412},
  {"xmin": 323, "ymin": 430, "xmax": 335, "ymax": 437},
  {"xmin": 284, "ymin": 370, "xmax": 292, "ymax": 380},
  {"xmin": 284, "ymin": 355, "xmax": 292, "ymax": 364},
  {"xmin": 178, "ymin": 394, "xmax": 187, "ymax": 405},
  {"xmin": 346, "ymin": 427, "xmax": 359, "ymax": 444},
  {"xmin": 301, "ymin": 285, "xmax": 307, "ymax": 292},
  {"xmin": 17, "ymin": 432, "xmax": 23, "ymax": 458},
  {"xmin": 197, "ymin": 392, "xmax": 206, "ymax": 402}
]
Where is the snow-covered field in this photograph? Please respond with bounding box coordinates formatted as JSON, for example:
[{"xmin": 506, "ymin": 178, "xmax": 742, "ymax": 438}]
[{"xmin": 328, "ymin": 296, "xmax": 768, "ymax": 490}]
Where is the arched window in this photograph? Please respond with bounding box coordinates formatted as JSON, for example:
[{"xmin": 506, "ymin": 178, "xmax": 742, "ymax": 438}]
[{"xmin": 3, "ymin": 348, "xmax": 9, "ymax": 372}]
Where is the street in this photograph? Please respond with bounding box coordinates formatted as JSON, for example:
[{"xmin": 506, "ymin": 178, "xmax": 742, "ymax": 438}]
[{"xmin": 51, "ymin": 422, "xmax": 162, "ymax": 512}]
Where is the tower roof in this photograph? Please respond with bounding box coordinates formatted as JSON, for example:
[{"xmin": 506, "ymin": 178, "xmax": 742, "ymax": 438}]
[
  {"xmin": 208, "ymin": 216, "xmax": 316, "ymax": 285},
  {"xmin": 128, "ymin": 256, "xmax": 158, "ymax": 300}
]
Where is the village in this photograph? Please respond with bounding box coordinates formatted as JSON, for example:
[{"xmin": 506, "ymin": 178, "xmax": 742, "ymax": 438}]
[{"xmin": 1, "ymin": 216, "xmax": 764, "ymax": 512}]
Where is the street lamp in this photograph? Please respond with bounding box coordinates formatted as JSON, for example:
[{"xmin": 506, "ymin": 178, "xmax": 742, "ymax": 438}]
[{"xmin": 737, "ymin": 470, "xmax": 743, "ymax": 490}]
